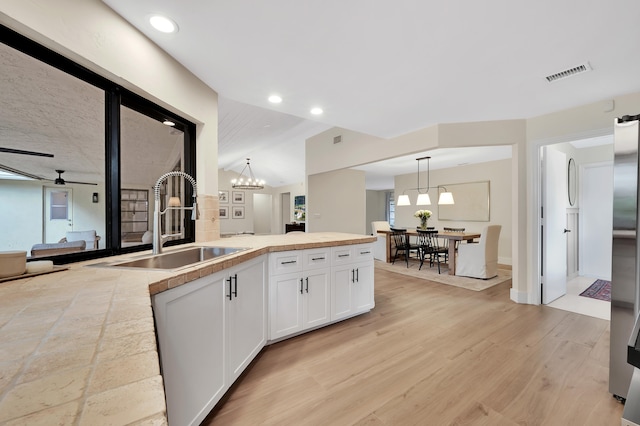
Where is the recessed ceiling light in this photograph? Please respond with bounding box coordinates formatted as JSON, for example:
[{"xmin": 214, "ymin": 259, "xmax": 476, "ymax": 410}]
[
  {"xmin": 268, "ymin": 95, "xmax": 282, "ymax": 104},
  {"xmin": 150, "ymin": 15, "xmax": 179, "ymax": 33},
  {"xmin": 310, "ymin": 107, "xmax": 323, "ymax": 115},
  {"xmin": 163, "ymin": 119, "xmax": 175, "ymax": 126}
]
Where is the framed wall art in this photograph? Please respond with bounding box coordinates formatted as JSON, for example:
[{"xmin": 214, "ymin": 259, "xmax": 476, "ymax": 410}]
[
  {"xmin": 219, "ymin": 206, "xmax": 229, "ymax": 219},
  {"xmin": 219, "ymin": 190, "xmax": 229, "ymax": 204},
  {"xmin": 438, "ymin": 181, "xmax": 490, "ymax": 221},
  {"xmin": 232, "ymin": 191, "xmax": 245, "ymax": 204},
  {"xmin": 232, "ymin": 206, "xmax": 245, "ymax": 219}
]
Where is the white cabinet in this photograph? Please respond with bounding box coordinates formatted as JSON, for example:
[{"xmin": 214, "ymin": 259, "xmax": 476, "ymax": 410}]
[
  {"xmin": 152, "ymin": 241, "xmax": 374, "ymax": 424},
  {"xmin": 226, "ymin": 255, "xmax": 267, "ymax": 383},
  {"xmin": 269, "ymin": 248, "xmax": 330, "ymax": 340},
  {"xmin": 152, "ymin": 255, "xmax": 266, "ymax": 426},
  {"xmin": 153, "ymin": 271, "xmax": 226, "ymax": 426},
  {"xmin": 331, "ymin": 244, "xmax": 374, "ymax": 321}
]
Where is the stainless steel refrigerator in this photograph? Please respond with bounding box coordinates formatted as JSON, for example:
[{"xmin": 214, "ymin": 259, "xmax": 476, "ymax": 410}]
[{"xmin": 610, "ymin": 114, "xmax": 640, "ymax": 401}]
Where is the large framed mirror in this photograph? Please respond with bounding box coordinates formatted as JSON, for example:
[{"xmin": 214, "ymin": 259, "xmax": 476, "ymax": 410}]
[
  {"xmin": 568, "ymin": 157, "xmax": 577, "ymax": 206},
  {"xmin": 438, "ymin": 181, "xmax": 490, "ymax": 221}
]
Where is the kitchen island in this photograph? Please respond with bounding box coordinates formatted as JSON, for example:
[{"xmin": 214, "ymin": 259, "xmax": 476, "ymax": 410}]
[{"xmin": 0, "ymin": 232, "xmax": 375, "ymax": 425}]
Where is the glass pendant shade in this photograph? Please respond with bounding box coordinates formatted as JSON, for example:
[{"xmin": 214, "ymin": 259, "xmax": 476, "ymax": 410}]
[
  {"xmin": 438, "ymin": 191, "xmax": 455, "ymax": 205},
  {"xmin": 397, "ymin": 194, "xmax": 410, "ymax": 206},
  {"xmin": 416, "ymin": 193, "xmax": 431, "ymax": 205}
]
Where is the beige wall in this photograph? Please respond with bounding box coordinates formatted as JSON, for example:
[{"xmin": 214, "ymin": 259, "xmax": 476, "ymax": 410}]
[
  {"xmin": 365, "ymin": 190, "xmax": 388, "ymax": 235},
  {"xmin": 308, "ymin": 169, "xmax": 366, "ymax": 234},
  {"xmin": 1, "ymin": 0, "xmax": 221, "ymax": 241},
  {"xmin": 394, "ymin": 159, "xmax": 512, "ymax": 265},
  {"xmin": 304, "ymin": 95, "xmax": 640, "ymax": 304}
]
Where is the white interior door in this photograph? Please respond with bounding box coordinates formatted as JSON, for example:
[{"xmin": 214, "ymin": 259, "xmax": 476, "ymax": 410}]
[
  {"xmin": 580, "ymin": 162, "xmax": 614, "ymax": 279},
  {"xmin": 253, "ymin": 193, "xmax": 272, "ymax": 235},
  {"xmin": 44, "ymin": 186, "xmax": 73, "ymax": 243},
  {"xmin": 542, "ymin": 147, "xmax": 567, "ymax": 304}
]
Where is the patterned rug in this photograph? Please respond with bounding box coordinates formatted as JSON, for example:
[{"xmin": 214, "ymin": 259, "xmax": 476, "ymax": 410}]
[
  {"xmin": 579, "ymin": 279, "xmax": 611, "ymax": 301},
  {"xmin": 374, "ymin": 259, "xmax": 512, "ymax": 292}
]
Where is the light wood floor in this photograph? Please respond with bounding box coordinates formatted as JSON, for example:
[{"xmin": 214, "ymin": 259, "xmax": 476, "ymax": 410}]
[{"xmin": 203, "ymin": 267, "xmax": 623, "ymax": 425}]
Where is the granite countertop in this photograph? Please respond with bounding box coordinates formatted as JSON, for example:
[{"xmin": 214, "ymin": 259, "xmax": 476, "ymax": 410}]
[{"xmin": 0, "ymin": 232, "xmax": 375, "ymax": 425}]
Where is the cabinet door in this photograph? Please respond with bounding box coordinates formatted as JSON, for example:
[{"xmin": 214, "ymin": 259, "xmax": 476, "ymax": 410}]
[
  {"xmin": 152, "ymin": 273, "xmax": 226, "ymax": 426},
  {"xmin": 270, "ymin": 271, "xmax": 304, "ymax": 340},
  {"xmin": 352, "ymin": 261, "xmax": 375, "ymax": 314},
  {"xmin": 304, "ymin": 268, "xmax": 330, "ymax": 329},
  {"xmin": 227, "ymin": 256, "xmax": 267, "ymax": 383},
  {"xmin": 331, "ymin": 264, "xmax": 354, "ymax": 321}
]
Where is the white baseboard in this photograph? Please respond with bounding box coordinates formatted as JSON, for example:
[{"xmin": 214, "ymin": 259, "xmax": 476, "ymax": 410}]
[{"xmin": 510, "ymin": 288, "xmax": 529, "ymax": 304}]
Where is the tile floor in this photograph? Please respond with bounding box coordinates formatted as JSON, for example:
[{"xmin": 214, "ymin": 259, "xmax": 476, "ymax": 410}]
[{"xmin": 547, "ymin": 276, "xmax": 610, "ymax": 320}]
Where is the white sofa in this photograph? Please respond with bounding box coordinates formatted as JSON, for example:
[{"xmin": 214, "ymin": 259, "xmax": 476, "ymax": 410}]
[
  {"xmin": 456, "ymin": 225, "xmax": 502, "ymax": 279},
  {"xmin": 371, "ymin": 221, "xmax": 391, "ymax": 261},
  {"xmin": 65, "ymin": 230, "xmax": 101, "ymax": 250}
]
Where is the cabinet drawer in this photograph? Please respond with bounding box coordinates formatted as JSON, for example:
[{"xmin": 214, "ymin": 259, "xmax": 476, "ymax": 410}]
[
  {"xmin": 302, "ymin": 248, "xmax": 331, "ymax": 270},
  {"xmin": 354, "ymin": 244, "xmax": 374, "ymax": 262},
  {"xmin": 331, "ymin": 246, "xmax": 354, "ymax": 265},
  {"xmin": 269, "ymin": 251, "xmax": 303, "ymax": 275}
]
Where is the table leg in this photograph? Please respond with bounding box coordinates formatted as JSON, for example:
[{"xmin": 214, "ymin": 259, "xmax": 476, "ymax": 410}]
[
  {"xmin": 448, "ymin": 239, "xmax": 456, "ymax": 275},
  {"xmin": 386, "ymin": 235, "xmax": 391, "ymax": 263}
]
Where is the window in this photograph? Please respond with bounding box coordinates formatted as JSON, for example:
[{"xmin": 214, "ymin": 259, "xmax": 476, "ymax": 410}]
[
  {"xmin": 386, "ymin": 191, "xmax": 395, "ymax": 227},
  {"xmin": 0, "ymin": 24, "xmax": 196, "ymax": 262}
]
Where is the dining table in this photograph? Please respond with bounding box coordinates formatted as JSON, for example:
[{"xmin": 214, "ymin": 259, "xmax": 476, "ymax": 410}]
[{"xmin": 376, "ymin": 229, "xmax": 481, "ymax": 275}]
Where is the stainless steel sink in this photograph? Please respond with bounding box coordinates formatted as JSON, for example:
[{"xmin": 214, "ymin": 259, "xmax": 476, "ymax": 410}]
[{"xmin": 110, "ymin": 246, "xmax": 247, "ymax": 270}]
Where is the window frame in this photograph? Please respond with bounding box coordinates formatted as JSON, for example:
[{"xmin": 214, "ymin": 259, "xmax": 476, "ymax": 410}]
[{"xmin": 1, "ymin": 24, "xmax": 197, "ymax": 263}]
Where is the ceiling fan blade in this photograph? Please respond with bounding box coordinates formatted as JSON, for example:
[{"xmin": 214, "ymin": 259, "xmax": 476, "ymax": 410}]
[
  {"xmin": 0, "ymin": 163, "xmax": 45, "ymax": 180},
  {"xmin": 63, "ymin": 180, "xmax": 98, "ymax": 186},
  {"xmin": 0, "ymin": 147, "xmax": 54, "ymax": 158}
]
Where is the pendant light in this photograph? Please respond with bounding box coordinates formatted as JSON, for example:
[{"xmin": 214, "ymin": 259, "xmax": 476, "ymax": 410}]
[
  {"xmin": 396, "ymin": 156, "xmax": 454, "ymax": 206},
  {"xmin": 231, "ymin": 158, "xmax": 265, "ymax": 190}
]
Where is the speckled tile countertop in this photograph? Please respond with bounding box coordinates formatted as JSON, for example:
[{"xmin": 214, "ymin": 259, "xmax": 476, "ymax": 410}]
[{"xmin": 0, "ymin": 232, "xmax": 375, "ymax": 425}]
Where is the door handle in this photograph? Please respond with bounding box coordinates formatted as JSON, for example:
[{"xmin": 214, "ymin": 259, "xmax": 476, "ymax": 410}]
[
  {"xmin": 300, "ymin": 278, "xmax": 304, "ymax": 294},
  {"xmin": 227, "ymin": 276, "xmax": 233, "ymax": 300},
  {"xmin": 305, "ymin": 277, "xmax": 309, "ymax": 293},
  {"xmin": 563, "ymin": 229, "xmax": 571, "ymax": 233}
]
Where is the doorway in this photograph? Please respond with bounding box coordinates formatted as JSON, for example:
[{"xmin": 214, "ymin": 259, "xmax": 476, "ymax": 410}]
[
  {"xmin": 253, "ymin": 193, "xmax": 272, "ymax": 235},
  {"xmin": 44, "ymin": 186, "xmax": 73, "ymax": 243},
  {"xmin": 537, "ymin": 136, "xmax": 614, "ymax": 314},
  {"xmin": 281, "ymin": 192, "xmax": 290, "ymax": 234}
]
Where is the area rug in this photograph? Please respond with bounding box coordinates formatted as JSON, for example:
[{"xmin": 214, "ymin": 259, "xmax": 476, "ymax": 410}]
[
  {"xmin": 374, "ymin": 259, "xmax": 512, "ymax": 292},
  {"xmin": 579, "ymin": 279, "xmax": 611, "ymax": 301}
]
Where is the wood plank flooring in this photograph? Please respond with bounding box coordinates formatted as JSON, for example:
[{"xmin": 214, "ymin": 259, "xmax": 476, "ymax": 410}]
[{"xmin": 203, "ymin": 266, "xmax": 623, "ymax": 425}]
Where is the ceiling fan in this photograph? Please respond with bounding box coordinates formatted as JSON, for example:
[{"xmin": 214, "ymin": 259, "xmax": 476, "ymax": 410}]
[
  {"xmin": 0, "ymin": 148, "xmax": 96, "ymax": 185},
  {"xmin": 0, "ymin": 164, "xmax": 97, "ymax": 185},
  {"xmin": 51, "ymin": 170, "xmax": 97, "ymax": 186}
]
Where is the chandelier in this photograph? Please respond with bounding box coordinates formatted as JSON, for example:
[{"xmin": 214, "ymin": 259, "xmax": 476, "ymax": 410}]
[
  {"xmin": 231, "ymin": 158, "xmax": 265, "ymax": 190},
  {"xmin": 397, "ymin": 156, "xmax": 454, "ymax": 206}
]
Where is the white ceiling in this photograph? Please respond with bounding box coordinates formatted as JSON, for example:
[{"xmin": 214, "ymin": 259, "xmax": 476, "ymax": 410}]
[
  {"xmin": 3, "ymin": 1, "xmax": 636, "ymax": 189},
  {"xmin": 100, "ymin": 0, "xmax": 640, "ymax": 187}
]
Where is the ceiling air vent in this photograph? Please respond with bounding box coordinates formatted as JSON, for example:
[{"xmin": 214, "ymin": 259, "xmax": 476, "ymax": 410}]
[
  {"xmin": 545, "ymin": 62, "xmax": 592, "ymax": 83},
  {"xmin": 333, "ymin": 135, "xmax": 342, "ymax": 144}
]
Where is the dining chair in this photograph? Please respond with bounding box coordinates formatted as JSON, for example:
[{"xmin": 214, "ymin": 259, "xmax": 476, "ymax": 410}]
[
  {"xmin": 422, "ymin": 230, "xmax": 448, "ymax": 273},
  {"xmin": 416, "ymin": 230, "xmax": 439, "ymax": 273},
  {"xmin": 371, "ymin": 221, "xmax": 391, "ymax": 261},
  {"xmin": 456, "ymin": 225, "xmax": 501, "ymax": 279},
  {"xmin": 390, "ymin": 228, "xmax": 418, "ymax": 267}
]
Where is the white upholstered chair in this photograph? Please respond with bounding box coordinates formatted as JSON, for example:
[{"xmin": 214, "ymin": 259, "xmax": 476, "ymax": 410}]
[
  {"xmin": 371, "ymin": 221, "xmax": 391, "ymax": 261},
  {"xmin": 455, "ymin": 225, "xmax": 502, "ymax": 279}
]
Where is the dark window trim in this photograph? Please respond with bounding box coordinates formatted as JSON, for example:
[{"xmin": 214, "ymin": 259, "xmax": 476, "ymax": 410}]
[{"xmin": 1, "ymin": 24, "xmax": 197, "ymax": 263}]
